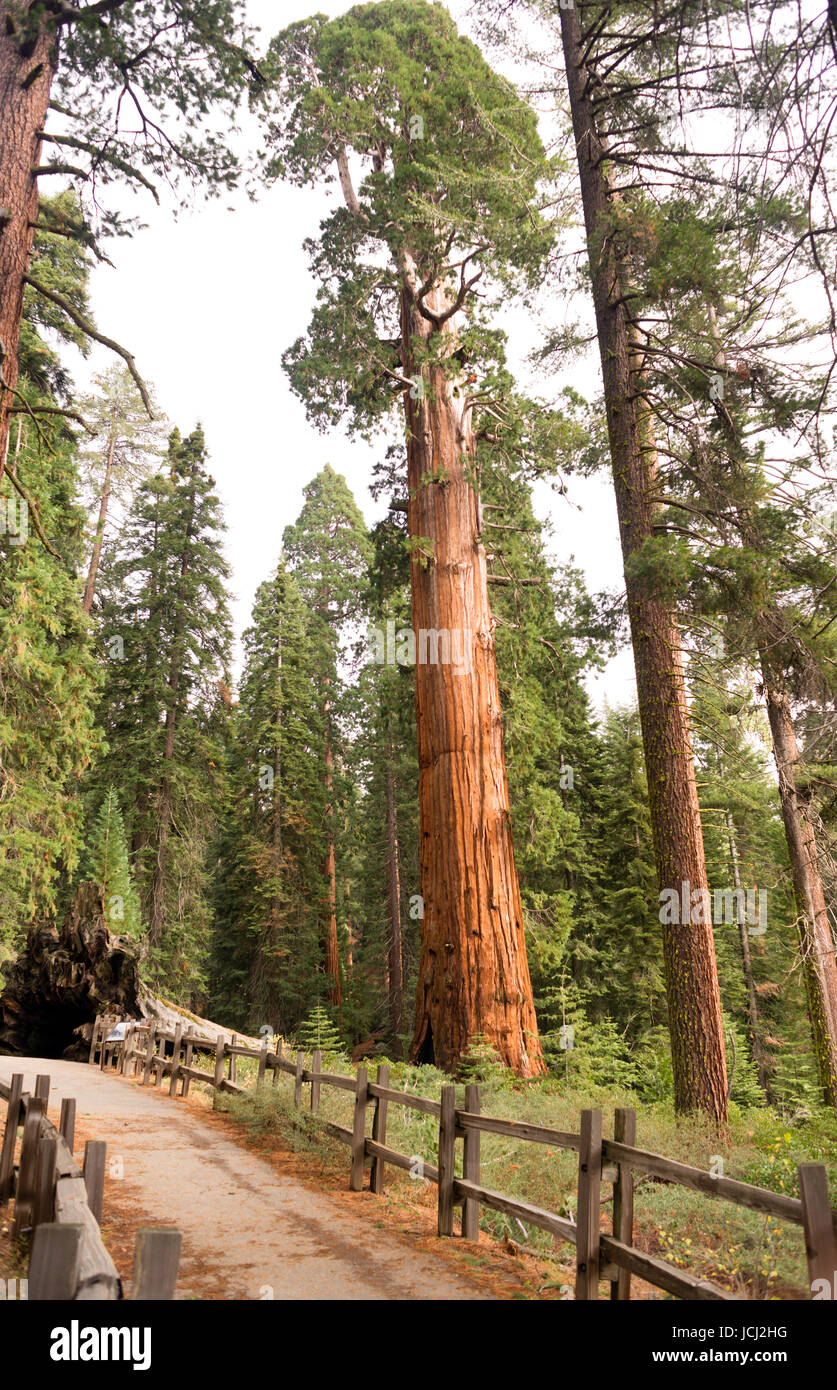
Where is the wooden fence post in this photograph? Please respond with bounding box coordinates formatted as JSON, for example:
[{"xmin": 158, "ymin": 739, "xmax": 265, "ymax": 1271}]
[
  {"xmin": 310, "ymin": 1049, "xmax": 322, "ymax": 1112},
  {"xmin": 83, "ymin": 1139, "xmax": 107, "ymax": 1223},
  {"xmin": 59, "ymin": 1097, "xmax": 76, "ymax": 1154},
  {"xmin": 462, "ymin": 1083, "xmax": 481, "ymax": 1241},
  {"xmin": 610, "ymin": 1106, "xmax": 636, "ymax": 1300},
  {"xmin": 34, "ymin": 1074, "xmax": 50, "ymax": 1109},
  {"xmin": 13, "ymin": 1097, "xmax": 44, "ymax": 1237},
  {"xmin": 0, "ymin": 1072, "xmax": 24, "ymax": 1205},
  {"xmin": 799, "ymin": 1163, "xmax": 837, "ymax": 1298},
  {"xmin": 229, "ymin": 1035, "xmax": 238, "ymax": 1085},
  {"xmin": 88, "ymin": 1017, "xmax": 102, "ymax": 1065},
  {"xmin": 181, "ymin": 1029, "xmax": 195, "ymax": 1096},
  {"xmin": 576, "ymin": 1108, "xmax": 603, "ymax": 1300},
  {"xmin": 34, "ymin": 1134, "xmax": 57, "ymax": 1227},
  {"xmin": 131, "ymin": 1228, "xmax": 182, "ymax": 1300},
  {"xmin": 350, "ymin": 1066, "xmax": 369, "ymax": 1192},
  {"xmin": 272, "ymin": 1039, "xmax": 282, "ymax": 1086},
  {"xmin": 29, "ymin": 1223, "xmax": 83, "ymax": 1300},
  {"xmin": 437, "ymin": 1084, "xmax": 456, "ymax": 1238},
  {"xmin": 257, "ymin": 1042, "xmax": 268, "ymax": 1088},
  {"xmin": 120, "ymin": 1023, "xmax": 133, "ymax": 1075},
  {"xmin": 214, "ymin": 1034, "xmax": 226, "ymax": 1090},
  {"xmin": 294, "ymin": 1051, "xmax": 304, "ymax": 1108},
  {"xmin": 370, "ymin": 1062, "xmax": 390, "ymax": 1194},
  {"xmin": 168, "ymin": 1023, "xmax": 183, "ymax": 1097},
  {"xmin": 142, "ymin": 1022, "xmax": 157, "ymax": 1086}
]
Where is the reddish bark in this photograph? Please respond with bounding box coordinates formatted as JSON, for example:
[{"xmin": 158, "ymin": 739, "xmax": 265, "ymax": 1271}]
[
  {"xmin": 760, "ymin": 655, "xmax": 837, "ymax": 1106},
  {"xmin": 0, "ymin": 7, "xmax": 57, "ymax": 477},
  {"xmin": 402, "ymin": 275, "xmax": 545, "ymax": 1079},
  {"xmin": 560, "ymin": 5, "xmax": 728, "ymax": 1119}
]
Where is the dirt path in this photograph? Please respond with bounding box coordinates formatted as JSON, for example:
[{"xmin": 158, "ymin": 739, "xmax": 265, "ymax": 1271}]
[{"xmin": 0, "ymin": 1056, "xmax": 522, "ymax": 1301}]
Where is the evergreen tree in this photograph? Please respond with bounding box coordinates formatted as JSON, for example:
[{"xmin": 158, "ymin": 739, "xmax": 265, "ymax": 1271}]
[
  {"xmin": 93, "ymin": 426, "xmax": 233, "ymax": 998},
  {"xmin": 282, "ymin": 466, "xmax": 372, "ymax": 1010},
  {"xmin": 262, "ymin": 0, "xmax": 558, "ymax": 1076},
  {"xmin": 83, "ymin": 787, "xmax": 142, "ymax": 938},
  {"xmin": 0, "ymin": 198, "xmax": 100, "ymax": 948},
  {"xmin": 210, "ymin": 561, "xmax": 326, "ymax": 1034}
]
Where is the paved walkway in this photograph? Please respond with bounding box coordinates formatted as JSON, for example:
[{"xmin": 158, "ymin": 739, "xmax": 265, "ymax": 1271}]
[{"xmin": 0, "ymin": 1056, "xmax": 498, "ymax": 1300}]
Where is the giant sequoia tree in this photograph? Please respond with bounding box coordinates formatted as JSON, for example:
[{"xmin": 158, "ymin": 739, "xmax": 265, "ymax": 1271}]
[{"xmin": 263, "ymin": 0, "xmax": 555, "ymax": 1075}]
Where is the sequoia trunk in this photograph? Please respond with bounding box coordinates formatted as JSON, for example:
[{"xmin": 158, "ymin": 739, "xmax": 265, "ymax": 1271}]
[
  {"xmin": 0, "ymin": 7, "xmax": 56, "ymax": 477},
  {"xmin": 402, "ymin": 278, "xmax": 545, "ymax": 1078},
  {"xmin": 560, "ymin": 5, "xmax": 728, "ymax": 1119}
]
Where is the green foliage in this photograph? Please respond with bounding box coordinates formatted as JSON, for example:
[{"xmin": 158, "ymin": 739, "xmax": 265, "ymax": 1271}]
[
  {"xmin": 295, "ymin": 1005, "xmax": 343, "ymax": 1052},
  {"xmin": 82, "ymin": 787, "xmax": 142, "ymax": 938}
]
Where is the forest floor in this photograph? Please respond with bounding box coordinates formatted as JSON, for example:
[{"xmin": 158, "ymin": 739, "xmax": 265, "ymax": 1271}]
[{"xmin": 0, "ymin": 1057, "xmax": 563, "ymax": 1300}]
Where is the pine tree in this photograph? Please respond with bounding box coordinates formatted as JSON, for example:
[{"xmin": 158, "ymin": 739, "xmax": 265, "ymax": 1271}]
[
  {"xmin": 282, "ymin": 466, "xmax": 372, "ymax": 1011},
  {"xmin": 78, "ymin": 366, "xmax": 165, "ymax": 615},
  {"xmin": 0, "ymin": 0, "xmax": 260, "ymax": 479},
  {"xmin": 0, "ymin": 198, "xmax": 100, "ymax": 947},
  {"xmin": 83, "ymin": 788, "xmax": 141, "ymax": 938},
  {"xmin": 93, "ymin": 426, "xmax": 233, "ymax": 997},
  {"xmin": 210, "ymin": 561, "xmax": 326, "ymax": 1034}
]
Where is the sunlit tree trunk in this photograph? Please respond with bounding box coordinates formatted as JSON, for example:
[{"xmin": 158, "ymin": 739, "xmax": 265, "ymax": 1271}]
[{"xmin": 401, "ymin": 274, "xmax": 545, "ymax": 1078}]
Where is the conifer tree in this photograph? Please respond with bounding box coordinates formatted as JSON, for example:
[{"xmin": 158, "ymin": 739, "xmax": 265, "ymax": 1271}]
[
  {"xmin": 83, "ymin": 787, "xmax": 141, "ymax": 938},
  {"xmin": 282, "ymin": 466, "xmax": 372, "ymax": 1010},
  {"xmin": 0, "ymin": 0, "xmax": 260, "ymax": 479},
  {"xmin": 0, "ymin": 197, "xmax": 99, "ymax": 945},
  {"xmin": 262, "ymin": 0, "xmax": 557, "ymax": 1075},
  {"xmin": 211, "ymin": 560, "xmax": 326, "ymax": 1034},
  {"xmin": 94, "ymin": 425, "xmax": 232, "ymax": 996}
]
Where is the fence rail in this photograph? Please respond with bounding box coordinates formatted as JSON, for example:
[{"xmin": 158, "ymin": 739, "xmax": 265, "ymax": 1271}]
[
  {"xmin": 0, "ymin": 1066, "xmax": 181, "ymax": 1300},
  {"xmin": 93, "ymin": 1015, "xmax": 837, "ymax": 1302}
]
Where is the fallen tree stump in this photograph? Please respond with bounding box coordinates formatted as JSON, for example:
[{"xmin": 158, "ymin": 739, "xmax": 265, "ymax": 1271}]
[{"xmin": 0, "ymin": 884, "xmax": 257, "ymax": 1059}]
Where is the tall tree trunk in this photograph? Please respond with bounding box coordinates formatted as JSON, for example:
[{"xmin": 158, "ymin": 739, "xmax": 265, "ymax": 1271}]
[
  {"xmin": 322, "ymin": 694, "xmax": 341, "ymax": 1008},
  {"xmin": 82, "ymin": 431, "xmax": 116, "ymax": 614},
  {"xmin": 385, "ymin": 731, "xmax": 404, "ymax": 1056},
  {"xmin": 147, "ymin": 471, "xmax": 195, "ymax": 951},
  {"xmin": 401, "ymin": 274, "xmax": 545, "ymax": 1079},
  {"xmin": 726, "ymin": 810, "xmax": 771, "ymax": 1098},
  {"xmin": 560, "ymin": 5, "xmax": 728, "ymax": 1119},
  {"xmin": 147, "ymin": 699, "xmax": 177, "ymax": 951},
  {"xmin": 760, "ymin": 653, "xmax": 837, "ymax": 1105},
  {"xmin": 0, "ymin": 8, "xmax": 56, "ymax": 477}
]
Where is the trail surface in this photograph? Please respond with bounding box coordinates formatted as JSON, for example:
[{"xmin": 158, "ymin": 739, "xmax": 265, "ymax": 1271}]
[{"xmin": 0, "ymin": 1056, "xmax": 507, "ymax": 1301}]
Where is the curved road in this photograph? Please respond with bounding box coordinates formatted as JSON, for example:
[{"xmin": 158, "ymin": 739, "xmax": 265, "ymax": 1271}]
[{"xmin": 0, "ymin": 1056, "xmax": 511, "ymax": 1301}]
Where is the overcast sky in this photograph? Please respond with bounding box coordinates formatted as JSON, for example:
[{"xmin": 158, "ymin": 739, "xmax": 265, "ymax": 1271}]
[{"xmin": 71, "ymin": 0, "xmax": 637, "ymax": 712}]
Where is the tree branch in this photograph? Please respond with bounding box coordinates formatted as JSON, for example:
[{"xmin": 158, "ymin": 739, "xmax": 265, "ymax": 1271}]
[{"xmin": 22, "ymin": 274, "xmax": 154, "ymax": 417}]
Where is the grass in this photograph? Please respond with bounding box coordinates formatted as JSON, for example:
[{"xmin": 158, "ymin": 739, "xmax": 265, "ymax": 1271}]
[{"xmin": 202, "ymin": 1047, "xmax": 836, "ymax": 1300}]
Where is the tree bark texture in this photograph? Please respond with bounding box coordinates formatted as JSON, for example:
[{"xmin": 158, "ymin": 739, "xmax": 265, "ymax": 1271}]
[
  {"xmin": 560, "ymin": 5, "xmax": 728, "ymax": 1119},
  {"xmin": 0, "ymin": 6, "xmax": 56, "ymax": 477},
  {"xmin": 760, "ymin": 655, "xmax": 837, "ymax": 1106},
  {"xmin": 401, "ymin": 273, "xmax": 545, "ymax": 1079}
]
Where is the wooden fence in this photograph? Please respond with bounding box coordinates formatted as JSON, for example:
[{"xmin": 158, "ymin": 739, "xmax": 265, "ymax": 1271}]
[
  {"xmin": 94, "ymin": 1016, "xmax": 837, "ymax": 1302},
  {"xmin": 0, "ymin": 1068, "xmax": 181, "ymax": 1300}
]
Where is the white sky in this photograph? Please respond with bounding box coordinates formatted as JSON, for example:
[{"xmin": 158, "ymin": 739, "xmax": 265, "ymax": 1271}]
[{"xmin": 71, "ymin": 0, "xmax": 636, "ymax": 713}]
